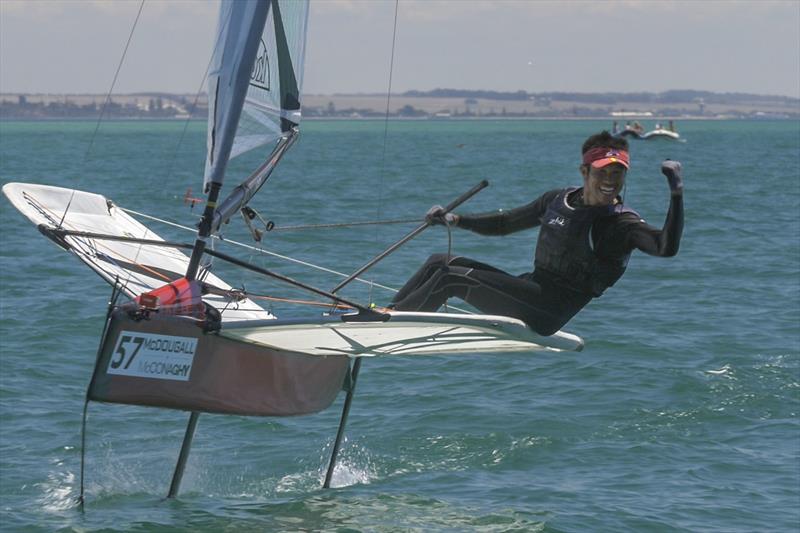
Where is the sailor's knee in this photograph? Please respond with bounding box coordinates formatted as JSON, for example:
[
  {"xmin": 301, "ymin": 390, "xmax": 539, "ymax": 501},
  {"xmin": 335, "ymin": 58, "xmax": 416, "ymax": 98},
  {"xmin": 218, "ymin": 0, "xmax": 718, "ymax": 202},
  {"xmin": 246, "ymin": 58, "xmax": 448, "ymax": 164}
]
[
  {"xmin": 532, "ymin": 323, "xmax": 560, "ymax": 336},
  {"xmin": 424, "ymin": 253, "xmax": 451, "ymax": 267},
  {"xmin": 528, "ymin": 317, "xmax": 567, "ymax": 337}
]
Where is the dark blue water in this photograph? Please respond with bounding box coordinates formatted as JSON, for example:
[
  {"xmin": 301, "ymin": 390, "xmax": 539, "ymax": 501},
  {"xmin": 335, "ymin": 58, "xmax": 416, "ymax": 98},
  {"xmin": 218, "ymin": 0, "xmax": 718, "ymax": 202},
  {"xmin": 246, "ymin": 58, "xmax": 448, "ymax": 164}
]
[{"xmin": 1, "ymin": 119, "xmax": 798, "ymax": 531}]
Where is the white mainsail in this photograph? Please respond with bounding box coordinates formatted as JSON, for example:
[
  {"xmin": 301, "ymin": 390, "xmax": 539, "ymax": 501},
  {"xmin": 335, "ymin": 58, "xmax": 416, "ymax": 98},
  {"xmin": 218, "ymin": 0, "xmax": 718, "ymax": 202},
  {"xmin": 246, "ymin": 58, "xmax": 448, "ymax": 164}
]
[
  {"xmin": 235, "ymin": 0, "xmax": 308, "ymax": 159},
  {"xmin": 204, "ymin": 0, "xmax": 309, "ymax": 194}
]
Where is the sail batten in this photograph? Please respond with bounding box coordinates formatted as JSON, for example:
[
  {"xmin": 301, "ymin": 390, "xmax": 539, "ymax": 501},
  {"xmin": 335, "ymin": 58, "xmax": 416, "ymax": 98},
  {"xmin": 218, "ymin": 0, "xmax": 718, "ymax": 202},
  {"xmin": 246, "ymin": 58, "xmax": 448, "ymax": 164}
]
[{"xmin": 204, "ymin": 0, "xmax": 309, "ymax": 194}]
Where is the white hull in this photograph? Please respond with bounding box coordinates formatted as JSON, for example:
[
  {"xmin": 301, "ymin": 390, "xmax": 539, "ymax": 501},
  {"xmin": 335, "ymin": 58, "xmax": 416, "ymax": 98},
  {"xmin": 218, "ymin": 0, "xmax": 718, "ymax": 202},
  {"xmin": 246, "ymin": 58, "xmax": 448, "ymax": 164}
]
[
  {"xmin": 221, "ymin": 310, "xmax": 585, "ymax": 357},
  {"xmin": 642, "ymin": 129, "xmax": 680, "ymax": 140}
]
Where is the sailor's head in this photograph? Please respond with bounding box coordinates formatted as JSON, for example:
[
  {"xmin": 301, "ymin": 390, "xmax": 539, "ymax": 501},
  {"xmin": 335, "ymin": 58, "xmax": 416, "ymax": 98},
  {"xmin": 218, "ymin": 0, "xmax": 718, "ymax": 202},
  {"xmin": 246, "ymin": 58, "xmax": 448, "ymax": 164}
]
[{"xmin": 580, "ymin": 131, "xmax": 629, "ymax": 206}]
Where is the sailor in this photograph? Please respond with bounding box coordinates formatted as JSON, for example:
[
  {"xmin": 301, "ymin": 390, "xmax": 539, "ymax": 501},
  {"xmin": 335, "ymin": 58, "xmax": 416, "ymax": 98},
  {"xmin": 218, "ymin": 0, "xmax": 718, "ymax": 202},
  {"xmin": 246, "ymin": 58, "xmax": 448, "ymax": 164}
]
[{"xmin": 389, "ymin": 131, "xmax": 684, "ymax": 336}]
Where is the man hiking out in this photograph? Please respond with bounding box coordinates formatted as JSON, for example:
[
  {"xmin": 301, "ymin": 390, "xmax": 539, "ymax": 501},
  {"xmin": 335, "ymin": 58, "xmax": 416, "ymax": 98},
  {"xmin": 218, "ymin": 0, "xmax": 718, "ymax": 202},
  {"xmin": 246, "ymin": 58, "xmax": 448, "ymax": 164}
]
[{"xmin": 389, "ymin": 131, "xmax": 684, "ymax": 336}]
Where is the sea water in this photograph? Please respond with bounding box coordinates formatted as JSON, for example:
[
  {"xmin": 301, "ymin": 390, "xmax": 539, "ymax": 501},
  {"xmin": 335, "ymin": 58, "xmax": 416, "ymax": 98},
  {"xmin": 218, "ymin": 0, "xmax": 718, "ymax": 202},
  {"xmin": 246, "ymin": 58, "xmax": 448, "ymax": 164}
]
[{"xmin": 0, "ymin": 119, "xmax": 798, "ymax": 531}]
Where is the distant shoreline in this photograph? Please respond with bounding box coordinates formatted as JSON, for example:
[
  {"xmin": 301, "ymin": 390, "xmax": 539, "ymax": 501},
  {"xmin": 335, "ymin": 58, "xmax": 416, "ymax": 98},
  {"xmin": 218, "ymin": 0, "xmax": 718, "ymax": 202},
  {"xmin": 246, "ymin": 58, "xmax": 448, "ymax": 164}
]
[
  {"xmin": 2, "ymin": 89, "xmax": 797, "ymax": 120},
  {"xmin": 0, "ymin": 116, "xmax": 793, "ymax": 123}
]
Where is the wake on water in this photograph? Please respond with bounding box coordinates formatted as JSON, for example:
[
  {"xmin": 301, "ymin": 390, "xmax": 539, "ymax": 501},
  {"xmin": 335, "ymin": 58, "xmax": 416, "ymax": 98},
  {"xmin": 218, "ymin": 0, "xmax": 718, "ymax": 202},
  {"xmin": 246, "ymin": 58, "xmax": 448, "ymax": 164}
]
[{"xmin": 38, "ymin": 437, "xmax": 381, "ymax": 509}]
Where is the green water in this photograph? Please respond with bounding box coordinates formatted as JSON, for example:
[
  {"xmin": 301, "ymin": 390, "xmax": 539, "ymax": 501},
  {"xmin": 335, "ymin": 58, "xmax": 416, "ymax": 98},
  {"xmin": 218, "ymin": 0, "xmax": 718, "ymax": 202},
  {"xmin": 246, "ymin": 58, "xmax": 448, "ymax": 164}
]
[{"xmin": 1, "ymin": 119, "xmax": 798, "ymax": 531}]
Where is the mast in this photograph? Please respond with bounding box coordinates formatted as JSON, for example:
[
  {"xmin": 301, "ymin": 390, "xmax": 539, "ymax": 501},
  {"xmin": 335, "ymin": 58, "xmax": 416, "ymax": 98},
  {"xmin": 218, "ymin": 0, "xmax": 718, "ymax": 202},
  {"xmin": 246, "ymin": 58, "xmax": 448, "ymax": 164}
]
[
  {"xmin": 173, "ymin": 0, "xmax": 310, "ymax": 498},
  {"xmin": 185, "ymin": 0, "xmax": 271, "ymax": 281},
  {"xmin": 189, "ymin": 0, "xmax": 309, "ymax": 272}
]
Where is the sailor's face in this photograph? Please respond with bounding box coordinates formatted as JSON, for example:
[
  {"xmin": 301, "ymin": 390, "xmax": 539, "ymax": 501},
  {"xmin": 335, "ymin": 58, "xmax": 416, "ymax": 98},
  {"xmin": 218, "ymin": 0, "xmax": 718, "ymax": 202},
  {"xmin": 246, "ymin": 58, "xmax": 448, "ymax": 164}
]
[{"xmin": 581, "ymin": 163, "xmax": 626, "ymax": 206}]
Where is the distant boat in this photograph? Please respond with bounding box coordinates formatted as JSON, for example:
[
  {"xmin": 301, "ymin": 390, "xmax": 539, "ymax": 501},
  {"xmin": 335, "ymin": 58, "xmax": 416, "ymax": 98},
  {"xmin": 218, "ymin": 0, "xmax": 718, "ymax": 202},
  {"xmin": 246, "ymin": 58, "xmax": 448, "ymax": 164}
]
[
  {"xmin": 642, "ymin": 127, "xmax": 681, "ymax": 140},
  {"xmin": 616, "ymin": 127, "xmax": 644, "ymax": 139},
  {"xmin": 612, "ymin": 120, "xmax": 645, "ymax": 139},
  {"xmin": 612, "ymin": 120, "xmax": 681, "ymax": 141}
]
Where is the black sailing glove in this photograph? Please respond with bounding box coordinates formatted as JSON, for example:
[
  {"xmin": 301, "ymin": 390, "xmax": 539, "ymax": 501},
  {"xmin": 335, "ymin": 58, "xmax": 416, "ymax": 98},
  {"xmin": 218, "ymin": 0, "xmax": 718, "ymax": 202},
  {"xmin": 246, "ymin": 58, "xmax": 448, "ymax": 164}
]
[
  {"xmin": 661, "ymin": 160, "xmax": 684, "ymax": 196},
  {"xmin": 425, "ymin": 204, "xmax": 459, "ymax": 226}
]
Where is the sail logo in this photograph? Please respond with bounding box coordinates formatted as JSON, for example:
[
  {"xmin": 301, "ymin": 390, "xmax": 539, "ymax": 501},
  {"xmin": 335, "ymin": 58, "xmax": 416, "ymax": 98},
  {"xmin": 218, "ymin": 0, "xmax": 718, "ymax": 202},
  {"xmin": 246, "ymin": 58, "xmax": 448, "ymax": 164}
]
[
  {"xmin": 250, "ymin": 39, "xmax": 271, "ymax": 91},
  {"xmin": 106, "ymin": 331, "xmax": 197, "ymax": 382}
]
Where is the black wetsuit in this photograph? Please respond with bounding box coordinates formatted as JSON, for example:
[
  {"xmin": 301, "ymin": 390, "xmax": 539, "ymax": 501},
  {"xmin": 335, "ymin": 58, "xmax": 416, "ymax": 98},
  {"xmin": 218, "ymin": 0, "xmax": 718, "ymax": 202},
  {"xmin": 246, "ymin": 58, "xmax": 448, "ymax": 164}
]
[{"xmin": 391, "ymin": 187, "xmax": 683, "ymax": 335}]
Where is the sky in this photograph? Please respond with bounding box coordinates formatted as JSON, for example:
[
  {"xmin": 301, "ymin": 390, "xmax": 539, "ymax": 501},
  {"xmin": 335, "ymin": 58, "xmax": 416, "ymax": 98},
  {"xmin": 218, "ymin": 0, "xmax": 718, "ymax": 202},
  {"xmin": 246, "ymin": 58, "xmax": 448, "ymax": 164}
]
[{"xmin": 0, "ymin": 0, "xmax": 798, "ymax": 97}]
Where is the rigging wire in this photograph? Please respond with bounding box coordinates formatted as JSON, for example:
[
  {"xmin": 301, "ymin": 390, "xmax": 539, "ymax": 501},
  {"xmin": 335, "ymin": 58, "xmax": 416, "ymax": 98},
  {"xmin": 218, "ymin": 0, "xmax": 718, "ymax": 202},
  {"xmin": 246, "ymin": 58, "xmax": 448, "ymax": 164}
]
[
  {"xmin": 365, "ymin": 0, "xmax": 401, "ymax": 306},
  {"xmin": 58, "ymin": 1, "xmax": 146, "ymax": 230},
  {"xmin": 126, "ymin": 7, "xmax": 232, "ymax": 294},
  {"xmin": 120, "ymin": 207, "xmax": 399, "ymax": 294},
  {"xmin": 245, "ymin": 294, "xmax": 353, "ymax": 310},
  {"xmin": 163, "ymin": 70, "xmax": 212, "ymax": 188},
  {"xmin": 84, "ymin": 0, "xmax": 146, "ymax": 162},
  {"xmin": 442, "ymin": 221, "xmax": 454, "ymax": 312},
  {"xmin": 376, "ymin": 0, "xmax": 400, "ymax": 223},
  {"xmin": 120, "ymin": 206, "xmax": 476, "ymax": 315},
  {"xmin": 163, "ymin": 5, "xmax": 234, "ymax": 189},
  {"xmin": 263, "ymin": 217, "xmax": 420, "ymax": 232},
  {"xmin": 58, "ymin": 0, "xmax": 146, "ymax": 287},
  {"xmin": 166, "ymin": 7, "xmax": 235, "ymax": 284}
]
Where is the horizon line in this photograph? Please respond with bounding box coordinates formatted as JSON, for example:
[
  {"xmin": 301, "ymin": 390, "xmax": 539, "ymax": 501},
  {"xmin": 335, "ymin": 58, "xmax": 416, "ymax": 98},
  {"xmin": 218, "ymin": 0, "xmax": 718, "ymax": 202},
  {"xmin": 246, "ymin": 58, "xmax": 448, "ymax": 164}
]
[{"xmin": 1, "ymin": 89, "xmax": 798, "ymax": 100}]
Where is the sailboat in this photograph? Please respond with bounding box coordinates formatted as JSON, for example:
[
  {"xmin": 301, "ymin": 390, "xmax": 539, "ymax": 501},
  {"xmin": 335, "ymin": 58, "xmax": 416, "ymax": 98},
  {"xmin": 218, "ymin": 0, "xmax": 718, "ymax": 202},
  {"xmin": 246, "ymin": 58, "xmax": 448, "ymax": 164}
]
[
  {"xmin": 2, "ymin": 0, "xmax": 583, "ymax": 500},
  {"xmin": 642, "ymin": 121, "xmax": 681, "ymax": 140}
]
